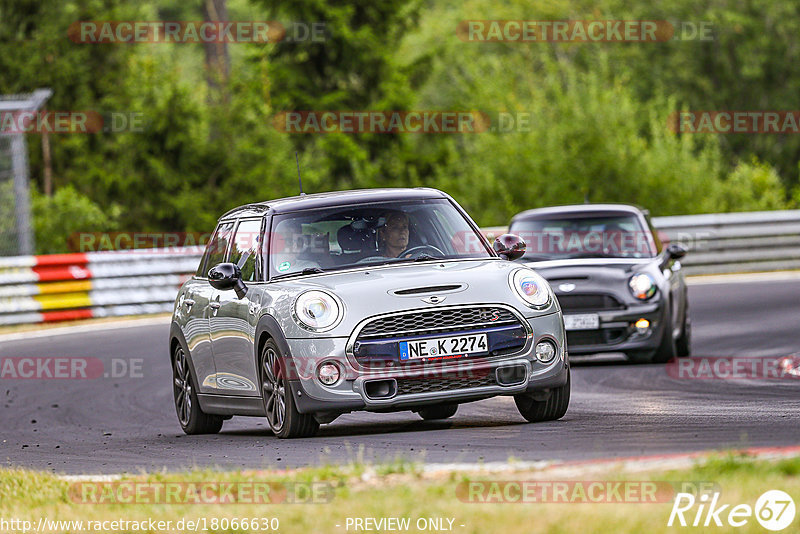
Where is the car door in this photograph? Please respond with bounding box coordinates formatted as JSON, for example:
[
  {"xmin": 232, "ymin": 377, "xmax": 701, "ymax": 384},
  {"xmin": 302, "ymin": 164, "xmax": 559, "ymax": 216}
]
[
  {"xmin": 208, "ymin": 217, "xmax": 264, "ymax": 396},
  {"xmin": 184, "ymin": 220, "xmax": 234, "ymax": 394}
]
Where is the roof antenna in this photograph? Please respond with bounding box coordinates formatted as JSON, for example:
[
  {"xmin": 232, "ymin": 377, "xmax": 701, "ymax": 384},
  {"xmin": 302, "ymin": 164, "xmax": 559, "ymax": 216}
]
[{"xmin": 295, "ymin": 151, "xmax": 305, "ymax": 196}]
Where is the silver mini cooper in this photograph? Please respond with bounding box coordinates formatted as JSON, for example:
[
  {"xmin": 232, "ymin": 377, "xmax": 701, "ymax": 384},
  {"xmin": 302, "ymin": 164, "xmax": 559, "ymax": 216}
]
[{"xmin": 170, "ymin": 188, "xmax": 569, "ymax": 438}]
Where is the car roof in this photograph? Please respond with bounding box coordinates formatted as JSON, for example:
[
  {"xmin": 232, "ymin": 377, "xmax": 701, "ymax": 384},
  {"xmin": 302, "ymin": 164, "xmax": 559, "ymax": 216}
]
[
  {"xmin": 220, "ymin": 188, "xmax": 449, "ymax": 220},
  {"xmin": 511, "ymin": 203, "xmax": 646, "ymax": 224}
]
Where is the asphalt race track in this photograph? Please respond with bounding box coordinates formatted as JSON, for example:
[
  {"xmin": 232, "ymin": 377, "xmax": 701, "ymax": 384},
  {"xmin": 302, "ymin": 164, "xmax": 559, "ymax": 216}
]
[{"xmin": 2, "ymin": 277, "xmax": 799, "ymax": 474}]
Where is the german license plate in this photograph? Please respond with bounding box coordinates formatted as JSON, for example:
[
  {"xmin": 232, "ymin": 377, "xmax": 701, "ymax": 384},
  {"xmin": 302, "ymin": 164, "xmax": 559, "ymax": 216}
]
[
  {"xmin": 399, "ymin": 334, "xmax": 488, "ymax": 360},
  {"xmin": 563, "ymin": 314, "xmax": 600, "ymax": 331}
]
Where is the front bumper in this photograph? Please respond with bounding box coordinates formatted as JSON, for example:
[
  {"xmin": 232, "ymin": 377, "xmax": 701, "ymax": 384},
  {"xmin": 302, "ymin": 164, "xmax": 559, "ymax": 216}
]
[
  {"xmin": 285, "ymin": 311, "xmax": 567, "ymax": 414},
  {"xmin": 564, "ymin": 300, "xmax": 667, "ymax": 355}
]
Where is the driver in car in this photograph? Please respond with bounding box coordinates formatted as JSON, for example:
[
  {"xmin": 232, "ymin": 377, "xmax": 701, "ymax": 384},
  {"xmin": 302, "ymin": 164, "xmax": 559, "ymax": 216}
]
[{"xmin": 378, "ymin": 211, "xmax": 410, "ymax": 258}]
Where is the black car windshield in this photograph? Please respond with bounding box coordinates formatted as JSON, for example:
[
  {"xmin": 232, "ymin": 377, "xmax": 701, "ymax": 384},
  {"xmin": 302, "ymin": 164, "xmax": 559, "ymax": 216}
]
[
  {"xmin": 510, "ymin": 214, "xmax": 655, "ymax": 260},
  {"xmin": 268, "ymin": 199, "xmax": 492, "ymax": 278}
]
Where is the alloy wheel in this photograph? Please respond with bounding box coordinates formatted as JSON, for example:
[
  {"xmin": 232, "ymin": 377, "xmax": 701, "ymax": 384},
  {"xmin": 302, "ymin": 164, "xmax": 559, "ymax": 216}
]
[
  {"xmin": 173, "ymin": 348, "xmax": 192, "ymax": 427},
  {"xmin": 261, "ymin": 347, "xmax": 286, "ymax": 432}
]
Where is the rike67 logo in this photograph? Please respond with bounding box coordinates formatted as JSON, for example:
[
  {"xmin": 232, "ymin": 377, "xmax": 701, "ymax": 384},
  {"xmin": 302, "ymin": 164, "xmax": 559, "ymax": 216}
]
[{"xmin": 668, "ymin": 490, "xmax": 796, "ymax": 531}]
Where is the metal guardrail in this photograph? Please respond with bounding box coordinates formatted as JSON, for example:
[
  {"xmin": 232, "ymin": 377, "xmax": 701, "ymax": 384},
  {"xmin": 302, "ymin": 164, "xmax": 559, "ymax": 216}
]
[
  {"xmin": 1, "ymin": 210, "xmax": 798, "ymax": 325},
  {"xmin": 0, "ymin": 249, "xmax": 202, "ymax": 325},
  {"xmin": 652, "ymin": 210, "xmax": 800, "ymax": 275}
]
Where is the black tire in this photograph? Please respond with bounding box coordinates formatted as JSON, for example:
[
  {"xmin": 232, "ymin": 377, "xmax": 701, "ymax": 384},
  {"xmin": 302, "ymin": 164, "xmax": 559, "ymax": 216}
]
[
  {"xmin": 172, "ymin": 345, "xmax": 223, "ymax": 435},
  {"xmin": 651, "ymin": 317, "xmax": 678, "ymax": 363},
  {"xmin": 259, "ymin": 340, "xmax": 319, "ymax": 439},
  {"xmin": 514, "ymin": 369, "xmax": 570, "ymax": 423},
  {"xmin": 676, "ymin": 302, "xmax": 691, "ymax": 358},
  {"xmin": 417, "ymin": 403, "xmax": 458, "ymax": 420}
]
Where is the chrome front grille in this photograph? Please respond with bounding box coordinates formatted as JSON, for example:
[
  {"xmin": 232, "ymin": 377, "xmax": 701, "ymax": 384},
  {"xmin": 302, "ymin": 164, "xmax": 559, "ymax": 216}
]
[{"xmin": 356, "ymin": 306, "xmax": 521, "ymax": 341}]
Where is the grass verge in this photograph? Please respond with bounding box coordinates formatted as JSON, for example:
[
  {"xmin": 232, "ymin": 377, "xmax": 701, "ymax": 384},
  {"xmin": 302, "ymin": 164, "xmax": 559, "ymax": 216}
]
[{"xmin": 0, "ymin": 452, "xmax": 798, "ymax": 533}]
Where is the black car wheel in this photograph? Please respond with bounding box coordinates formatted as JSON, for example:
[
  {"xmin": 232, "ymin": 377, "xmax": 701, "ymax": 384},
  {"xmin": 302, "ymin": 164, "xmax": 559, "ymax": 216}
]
[
  {"xmin": 514, "ymin": 369, "xmax": 570, "ymax": 422},
  {"xmin": 416, "ymin": 403, "xmax": 458, "ymax": 420},
  {"xmin": 259, "ymin": 340, "xmax": 319, "ymax": 439},
  {"xmin": 676, "ymin": 302, "xmax": 691, "ymax": 357},
  {"xmin": 173, "ymin": 345, "xmax": 223, "ymax": 435}
]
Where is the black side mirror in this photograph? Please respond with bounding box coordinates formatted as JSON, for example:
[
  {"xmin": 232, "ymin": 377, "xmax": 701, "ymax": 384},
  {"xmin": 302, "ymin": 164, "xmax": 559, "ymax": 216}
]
[
  {"xmin": 493, "ymin": 233, "xmax": 526, "ymax": 261},
  {"xmin": 666, "ymin": 243, "xmax": 687, "ymax": 260},
  {"xmin": 208, "ymin": 263, "xmax": 247, "ymax": 299}
]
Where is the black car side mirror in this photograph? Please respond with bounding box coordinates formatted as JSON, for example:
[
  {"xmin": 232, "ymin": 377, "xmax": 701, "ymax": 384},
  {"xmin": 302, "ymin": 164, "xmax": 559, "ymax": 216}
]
[
  {"xmin": 494, "ymin": 233, "xmax": 526, "ymax": 261},
  {"xmin": 666, "ymin": 243, "xmax": 687, "ymax": 260},
  {"xmin": 208, "ymin": 263, "xmax": 248, "ymax": 299}
]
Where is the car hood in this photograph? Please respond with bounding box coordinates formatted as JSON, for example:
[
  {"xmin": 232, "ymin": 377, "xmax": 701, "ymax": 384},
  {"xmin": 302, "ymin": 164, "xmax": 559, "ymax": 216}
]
[
  {"xmin": 522, "ymin": 257, "xmax": 652, "ymax": 272},
  {"xmin": 264, "ymin": 258, "xmax": 557, "ymax": 337}
]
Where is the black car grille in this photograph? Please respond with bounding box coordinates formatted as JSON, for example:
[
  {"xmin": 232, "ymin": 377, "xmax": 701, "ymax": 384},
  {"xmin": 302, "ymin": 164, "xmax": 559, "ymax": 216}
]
[
  {"xmin": 396, "ymin": 372, "xmax": 497, "ymax": 396},
  {"xmin": 567, "ymin": 328, "xmax": 627, "ymax": 347},
  {"xmin": 558, "ymin": 294, "xmax": 624, "ymax": 312},
  {"xmin": 357, "ymin": 307, "xmax": 521, "ymax": 341}
]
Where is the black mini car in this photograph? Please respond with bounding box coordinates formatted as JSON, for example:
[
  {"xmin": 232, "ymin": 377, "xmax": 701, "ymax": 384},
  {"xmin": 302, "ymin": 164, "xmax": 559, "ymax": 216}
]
[{"xmin": 509, "ymin": 204, "xmax": 690, "ymax": 363}]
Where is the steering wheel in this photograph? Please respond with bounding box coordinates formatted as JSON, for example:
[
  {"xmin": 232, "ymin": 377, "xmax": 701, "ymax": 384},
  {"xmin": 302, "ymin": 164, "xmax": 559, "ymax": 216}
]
[{"xmin": 400, "ymin": 245, "xmax": 445, "ymax": 258}]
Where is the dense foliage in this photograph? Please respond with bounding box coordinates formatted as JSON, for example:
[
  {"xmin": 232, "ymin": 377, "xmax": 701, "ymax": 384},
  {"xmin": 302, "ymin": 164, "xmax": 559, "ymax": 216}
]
[{"xmin": 1, "ymin": 0, "xmax": 798, "ymax": 253}]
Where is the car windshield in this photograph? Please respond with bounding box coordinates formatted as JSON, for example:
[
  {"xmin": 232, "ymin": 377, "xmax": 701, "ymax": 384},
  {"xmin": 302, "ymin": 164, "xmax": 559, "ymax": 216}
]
[
  {"xmin": 267, "ymin": 199, "xmax": 492, "ymax": 279},
  {"xmin": 510, "ymin": 214, "xmax": 655, "ymax": 260}
]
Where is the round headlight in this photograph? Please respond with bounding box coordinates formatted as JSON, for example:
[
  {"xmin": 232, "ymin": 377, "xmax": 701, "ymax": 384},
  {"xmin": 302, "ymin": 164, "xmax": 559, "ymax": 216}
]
[
  {"xmin": 293, "ymin": 290, "xmax": 343, "ymax": 331},
  {"xmin": 510, "ymin": 269, "xmax": 552, "ymax": 309},
  {"xmin": 629, "ymin": 273, "xmax": 656, "ymax": 300}
]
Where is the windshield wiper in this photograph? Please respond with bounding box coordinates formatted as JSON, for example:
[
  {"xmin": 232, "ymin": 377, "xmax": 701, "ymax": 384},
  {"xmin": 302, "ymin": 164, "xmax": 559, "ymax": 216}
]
[
  {"xmin": 412, "ymin": 253, "xmax": 439, "ymax": 262},
  {"xmin": 389, "ymin": 253, "xmax": 441, "ymax": 265},
  {"xmin": 272, "ymin": 267, "xmax": 324, "ymax": 280}
]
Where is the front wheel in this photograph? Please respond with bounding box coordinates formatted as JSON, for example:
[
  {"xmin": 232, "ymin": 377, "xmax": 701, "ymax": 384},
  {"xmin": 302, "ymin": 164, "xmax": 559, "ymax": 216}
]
[
  {"xmin": 417, "ymin": 403, "xmax": 458, "ymax": 420},
  {"xmin": 676, "ymin": 302, "xmax": 691, "ymax": 357},
  {"xmin": 173, "ymin": 345, "xmax": 223, "ymax": 435},
  {"xmin": 260, "ymin": 340, "xmax": 319, "ymax": 439},
  {"xmin": 514, "ymin": 370, "xmax": 570, "ymax": 423}
]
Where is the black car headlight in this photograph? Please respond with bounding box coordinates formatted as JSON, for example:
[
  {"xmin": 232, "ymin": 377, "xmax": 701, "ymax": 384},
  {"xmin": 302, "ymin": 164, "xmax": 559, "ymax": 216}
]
[{"xmin": 629, "ymin": 273, "xmax": 657, "ymax": 300}]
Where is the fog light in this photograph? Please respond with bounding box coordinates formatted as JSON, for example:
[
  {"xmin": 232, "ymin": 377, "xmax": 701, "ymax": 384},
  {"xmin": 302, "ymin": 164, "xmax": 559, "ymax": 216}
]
[
  {"xmin": 317, "ymin": 362, "xmax": 340, "ymax": 386},
  {"xmin": 535, "ymin": 341, "xmax": 556, "ymax": 363},
  {"xmin": 634, "ymin": 318, "xmax": 650, "ymax": 334}
]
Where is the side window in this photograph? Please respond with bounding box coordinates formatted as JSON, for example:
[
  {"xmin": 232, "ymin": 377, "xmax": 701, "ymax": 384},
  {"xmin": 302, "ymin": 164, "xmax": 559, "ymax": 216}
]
[
  {"xmin": 197, "ymin": 221, "xmax": 235, "ymax": 277},
  {"xmin": 229, "ymin": 219, "xmax": 263, "ymax": 282}
]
